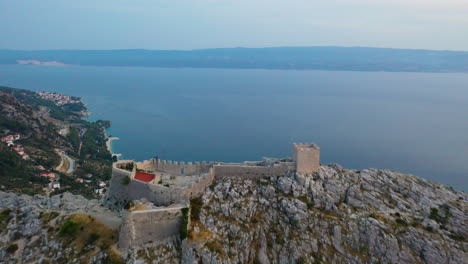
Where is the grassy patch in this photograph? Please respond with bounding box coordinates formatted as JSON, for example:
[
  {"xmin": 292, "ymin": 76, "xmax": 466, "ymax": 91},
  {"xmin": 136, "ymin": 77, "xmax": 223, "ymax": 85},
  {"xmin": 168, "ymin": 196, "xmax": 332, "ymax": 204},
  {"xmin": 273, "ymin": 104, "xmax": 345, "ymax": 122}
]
[
  {"xmin": 59, "ymin": 214, "xmax": 118, "ymax": 252},
  {"xmin": 206, "ymin": 240, "xmax": 225, "ymax": 256}
]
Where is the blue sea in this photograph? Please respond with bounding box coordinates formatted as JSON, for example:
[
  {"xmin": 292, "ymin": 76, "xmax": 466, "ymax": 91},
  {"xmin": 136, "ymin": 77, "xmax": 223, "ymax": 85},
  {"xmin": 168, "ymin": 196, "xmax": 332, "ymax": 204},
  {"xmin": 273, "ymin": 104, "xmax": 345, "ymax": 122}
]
[{"xmin": 1, "ymin": 65, "xmax": 467, "ymax": 190}]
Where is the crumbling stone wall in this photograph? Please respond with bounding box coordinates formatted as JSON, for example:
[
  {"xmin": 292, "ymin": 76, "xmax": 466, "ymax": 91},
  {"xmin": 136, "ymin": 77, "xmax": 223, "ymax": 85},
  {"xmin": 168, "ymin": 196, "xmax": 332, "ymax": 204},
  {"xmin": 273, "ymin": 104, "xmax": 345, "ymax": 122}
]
[{"xmin": 118, "ymin": 206, "xmax": 186, "ymax": 249}]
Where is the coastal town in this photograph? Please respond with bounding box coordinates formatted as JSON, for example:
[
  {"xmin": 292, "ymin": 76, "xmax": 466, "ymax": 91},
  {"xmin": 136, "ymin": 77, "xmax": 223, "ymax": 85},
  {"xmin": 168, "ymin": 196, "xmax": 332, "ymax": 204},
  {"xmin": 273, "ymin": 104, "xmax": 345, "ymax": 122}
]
[{"xmin": 35, "ymin": 91, "xmax": 81, "ymax": 106}]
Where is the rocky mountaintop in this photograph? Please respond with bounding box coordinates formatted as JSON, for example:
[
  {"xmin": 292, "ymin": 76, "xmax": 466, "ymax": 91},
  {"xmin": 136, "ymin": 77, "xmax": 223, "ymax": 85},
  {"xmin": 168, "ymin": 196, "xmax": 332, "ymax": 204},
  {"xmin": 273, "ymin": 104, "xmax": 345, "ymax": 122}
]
[
  {"xmin": 0, "ymin": 165, "xmax": 466, "ymax": 263},
  {"xmin": 134, "ymin": 165, "xmax": 467, "ymax": 264}
]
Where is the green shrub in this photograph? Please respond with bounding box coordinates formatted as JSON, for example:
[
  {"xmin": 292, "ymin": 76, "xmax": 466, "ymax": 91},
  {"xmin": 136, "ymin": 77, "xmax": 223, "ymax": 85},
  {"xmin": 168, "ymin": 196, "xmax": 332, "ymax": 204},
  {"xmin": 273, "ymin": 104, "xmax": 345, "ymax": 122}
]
[
  {"xmin": 429, "ymin": 206, "xmax": 451, "ymax": 224},
  {"xmin": 87, "ymin": 232, "xmax": 101, "ymax": 244},
  {"xmin": 296, "ymin": 257, "xmax": 306, "ymax": 264},
  {"xmin": 425, "ymin": 226, "xmax": 434, "ymax": 232},
  {"xmin": 429, "ymin": 208, "xmax": 439, "ymax": 221},
  {"xmin": 395, "ymin": 218, "xmax": 408, "ymax": 226},
  {"xmin": 0, "ymin": 208, "xmax": 12, "ymax": 222},
  {"xmin": 180, "ymin": 207, "xmax": 189, "ymax": 240},
  {"xmin": 123, "ymin": 201, "xmax": 134, "ymax": 210},
  {"xmin": 449, "ymin": 233, "xmax": 465, "ymax": 242},
  {"xmin": 6, "ymin": 243, "xmax": 18, "ymax": 255},
  {"xmin": 275, "ymin": 236, "xmax": 285, "ymax": 245},
  {"xmin": 190, "ymin": 197, "xmax": 203, "ymax": 221},
  {"xmin": 121, "ymin": 176, "xmax": 130, "ymax": 185},
  {"xmin": 59, "ymin": 219, "xmax": 80, "ymax": 237}
]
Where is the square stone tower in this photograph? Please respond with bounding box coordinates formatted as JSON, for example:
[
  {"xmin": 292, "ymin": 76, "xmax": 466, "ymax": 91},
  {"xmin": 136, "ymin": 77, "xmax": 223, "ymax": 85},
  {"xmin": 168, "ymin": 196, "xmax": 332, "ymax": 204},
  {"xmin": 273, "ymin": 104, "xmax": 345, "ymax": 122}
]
[{"xmin": 293, "ymin": 143, "xmax": 320, "ymax": 174}]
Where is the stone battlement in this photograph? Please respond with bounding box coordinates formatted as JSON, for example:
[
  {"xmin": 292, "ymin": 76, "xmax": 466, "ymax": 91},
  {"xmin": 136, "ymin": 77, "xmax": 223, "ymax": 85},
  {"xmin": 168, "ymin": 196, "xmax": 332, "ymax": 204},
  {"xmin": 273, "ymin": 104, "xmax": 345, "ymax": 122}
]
[{"xmin": 136, "ymin": 158, "xmax": 215, "ymax": 176}]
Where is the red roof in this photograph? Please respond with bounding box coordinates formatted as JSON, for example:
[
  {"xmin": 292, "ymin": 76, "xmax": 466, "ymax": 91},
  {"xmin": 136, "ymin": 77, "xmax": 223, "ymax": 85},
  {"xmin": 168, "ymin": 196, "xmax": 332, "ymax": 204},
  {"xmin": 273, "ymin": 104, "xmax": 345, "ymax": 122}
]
[{"xmin": 134, "ymin": 172, "xmax": 155, "ymax": 183}]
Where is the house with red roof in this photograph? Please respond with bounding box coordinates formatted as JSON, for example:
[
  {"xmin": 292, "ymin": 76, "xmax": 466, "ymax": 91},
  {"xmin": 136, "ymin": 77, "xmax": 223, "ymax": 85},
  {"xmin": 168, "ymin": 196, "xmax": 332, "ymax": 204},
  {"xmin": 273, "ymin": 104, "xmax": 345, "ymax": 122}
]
[
  {"xmin": 35, "ymin": 165, "xmax": 45, "ymax": 170},
  {"xmin": 39, "ymin": 172, "xmax": 56, "ymax": 179}
]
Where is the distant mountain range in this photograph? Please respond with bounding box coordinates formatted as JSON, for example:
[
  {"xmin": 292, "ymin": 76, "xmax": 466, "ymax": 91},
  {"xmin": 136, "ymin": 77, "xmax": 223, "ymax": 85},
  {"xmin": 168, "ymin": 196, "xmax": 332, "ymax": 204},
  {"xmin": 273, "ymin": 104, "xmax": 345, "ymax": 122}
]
[{"xmin": 1, "ymin": 47, "xmax": 468, "ymax": 72}]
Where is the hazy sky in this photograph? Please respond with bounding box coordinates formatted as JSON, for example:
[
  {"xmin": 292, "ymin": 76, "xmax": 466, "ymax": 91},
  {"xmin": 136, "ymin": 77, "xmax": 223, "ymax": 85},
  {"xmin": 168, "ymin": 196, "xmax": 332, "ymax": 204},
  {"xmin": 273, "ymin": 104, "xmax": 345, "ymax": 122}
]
[{"xmin": 1, "ymin": 0, "xmax": 467, "ymax": 50}]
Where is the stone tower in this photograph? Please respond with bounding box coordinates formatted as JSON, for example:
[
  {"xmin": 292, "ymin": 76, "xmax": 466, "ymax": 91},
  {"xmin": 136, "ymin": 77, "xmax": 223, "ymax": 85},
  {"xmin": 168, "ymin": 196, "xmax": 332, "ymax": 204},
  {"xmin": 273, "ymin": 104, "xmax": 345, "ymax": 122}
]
[{"xmin": 293, "ymin": 143, "xmax": 320, "ymax": 174}]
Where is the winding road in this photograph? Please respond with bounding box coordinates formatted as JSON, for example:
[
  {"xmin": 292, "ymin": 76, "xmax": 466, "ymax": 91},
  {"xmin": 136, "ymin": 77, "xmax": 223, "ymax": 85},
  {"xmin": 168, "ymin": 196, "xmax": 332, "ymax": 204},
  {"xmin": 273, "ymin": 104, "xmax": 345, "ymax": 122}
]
[{"xmin": 56, "ymin": 150, "xmax": 76, "ymax": 174}]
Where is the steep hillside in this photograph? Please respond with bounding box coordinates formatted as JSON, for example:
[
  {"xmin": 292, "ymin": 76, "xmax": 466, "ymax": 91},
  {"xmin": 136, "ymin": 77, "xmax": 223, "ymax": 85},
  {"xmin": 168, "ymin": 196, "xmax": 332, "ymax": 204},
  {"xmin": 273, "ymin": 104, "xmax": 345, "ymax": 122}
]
[
  {"xmin": 0, "ymin": 86, "xmax": 113, "ymax": 198},
  {"xmin": 0, "ymin": 89, "xmax": 66, "ymax": 194}
]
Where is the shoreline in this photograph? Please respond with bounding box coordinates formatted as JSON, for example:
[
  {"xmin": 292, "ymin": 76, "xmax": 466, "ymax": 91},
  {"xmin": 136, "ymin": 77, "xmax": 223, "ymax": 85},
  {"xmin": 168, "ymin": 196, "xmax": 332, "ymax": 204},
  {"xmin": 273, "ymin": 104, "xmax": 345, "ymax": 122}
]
[{"xmin": 106, "ymin": 136, "xmax": 122, "ymax": 159}]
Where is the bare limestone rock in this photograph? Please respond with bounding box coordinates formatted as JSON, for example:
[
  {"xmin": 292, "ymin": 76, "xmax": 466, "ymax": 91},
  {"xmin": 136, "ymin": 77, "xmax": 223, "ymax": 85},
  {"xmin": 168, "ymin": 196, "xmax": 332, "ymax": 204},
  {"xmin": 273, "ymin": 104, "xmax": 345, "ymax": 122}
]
[{"xmin": 1, "ymin": 164, "xmax": 466, "ymax": 263}]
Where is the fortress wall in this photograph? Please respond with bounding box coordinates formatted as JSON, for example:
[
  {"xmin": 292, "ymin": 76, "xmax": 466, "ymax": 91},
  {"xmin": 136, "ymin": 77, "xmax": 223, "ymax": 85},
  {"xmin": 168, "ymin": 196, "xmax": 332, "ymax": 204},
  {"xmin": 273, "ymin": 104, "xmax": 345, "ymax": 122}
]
[
  {"xmin": 106, "ymin": 164, "xmax": 216, "ymax": 208},
  {"xmin": 103, "ymin": 162, "xmax": 186, "ymax": 207},
  {"xmin": 128, "ymin": 180, "xmax": 189, "ymax": 206},
  {"xmin": 213, "ymin": 162, "xmax": 292, "ymax": 179},
  {"xmin": 102, "ymin": 166, "xmax": 133, "ymax": 209},
  {"xmin": 183, "ymin": 170, "xmax": 215, "ymax": 197},
  {"xmin": 118, "ymin": 207, "xmax": 184, "ymax": 250},
  {"xmin": 136, "ymin": 158, "xmax": 214, "ymax": 176}
]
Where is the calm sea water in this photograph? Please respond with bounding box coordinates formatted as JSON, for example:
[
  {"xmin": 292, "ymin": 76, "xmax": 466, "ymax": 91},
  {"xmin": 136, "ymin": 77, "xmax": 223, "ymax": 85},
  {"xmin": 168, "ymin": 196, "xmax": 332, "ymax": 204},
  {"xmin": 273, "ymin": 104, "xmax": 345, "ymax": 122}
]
[{"xmin": 1, "ymin": 65, "xmax": 467, "ymax": 190}]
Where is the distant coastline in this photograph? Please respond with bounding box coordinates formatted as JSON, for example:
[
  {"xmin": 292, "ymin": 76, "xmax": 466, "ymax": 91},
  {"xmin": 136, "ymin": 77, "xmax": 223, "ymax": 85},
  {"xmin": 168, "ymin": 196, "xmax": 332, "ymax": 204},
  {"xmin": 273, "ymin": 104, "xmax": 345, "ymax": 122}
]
[{"xmin": 2, "ymin": 46, "xmax": 468, "ymax": 73}]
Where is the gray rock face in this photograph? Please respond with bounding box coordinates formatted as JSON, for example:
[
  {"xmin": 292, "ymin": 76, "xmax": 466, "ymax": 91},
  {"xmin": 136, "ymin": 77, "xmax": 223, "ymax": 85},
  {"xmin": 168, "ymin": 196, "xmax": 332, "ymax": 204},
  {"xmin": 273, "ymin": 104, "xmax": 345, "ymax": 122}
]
[
  {"xmin": 0, "ymin": 191, "xmax": 121, "ymax": 264},
  {"xmin": 1, "ymin": 165, "xmax": 466, "ymax": 264},
  {"xmin": 178, "ymin": 165, "xmax": 467, "ymax": 264}
]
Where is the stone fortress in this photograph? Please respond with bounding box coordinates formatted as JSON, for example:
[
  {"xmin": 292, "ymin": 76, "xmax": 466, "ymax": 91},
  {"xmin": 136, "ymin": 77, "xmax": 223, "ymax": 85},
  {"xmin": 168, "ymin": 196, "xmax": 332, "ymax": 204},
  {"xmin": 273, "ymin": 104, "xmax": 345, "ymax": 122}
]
[{"xmin": 104, "ymin": 143, "xmax": 320, "ymax": 249}]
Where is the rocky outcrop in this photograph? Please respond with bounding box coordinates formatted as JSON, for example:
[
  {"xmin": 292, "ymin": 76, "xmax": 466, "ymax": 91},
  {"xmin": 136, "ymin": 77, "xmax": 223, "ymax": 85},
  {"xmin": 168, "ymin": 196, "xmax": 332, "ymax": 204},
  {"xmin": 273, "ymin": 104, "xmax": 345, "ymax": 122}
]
[
  {"xmin": 0, "ymin": 191, "xmax": 121, "ymax": 263},
  {"xmin": 156, "ymin": 165, "xmax": 466, "ymax": 264},
  {"xmin": 1, "ymin": 165, "xmax": 466, "ymax": 263}
]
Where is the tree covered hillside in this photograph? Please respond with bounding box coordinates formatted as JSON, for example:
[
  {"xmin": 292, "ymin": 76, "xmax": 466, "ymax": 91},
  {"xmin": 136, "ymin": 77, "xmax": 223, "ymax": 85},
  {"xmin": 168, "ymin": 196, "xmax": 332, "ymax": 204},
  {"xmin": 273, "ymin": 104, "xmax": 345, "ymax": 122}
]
[{"xmin": 0, "ymin": 86, "xmax": 113, "ymax": 198}]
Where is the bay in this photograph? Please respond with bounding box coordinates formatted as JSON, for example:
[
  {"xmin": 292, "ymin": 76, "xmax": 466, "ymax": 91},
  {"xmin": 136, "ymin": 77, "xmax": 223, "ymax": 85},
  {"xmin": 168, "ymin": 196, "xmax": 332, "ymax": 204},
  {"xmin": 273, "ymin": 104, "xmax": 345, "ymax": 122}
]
[{"xmin": 1, "ymin": 65, "xmax": 467, "ymax": 190}]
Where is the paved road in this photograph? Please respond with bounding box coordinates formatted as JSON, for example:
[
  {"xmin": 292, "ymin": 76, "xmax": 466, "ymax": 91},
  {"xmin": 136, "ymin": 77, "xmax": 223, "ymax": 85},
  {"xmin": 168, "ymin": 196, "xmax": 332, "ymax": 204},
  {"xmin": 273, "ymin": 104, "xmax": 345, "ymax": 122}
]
[
  {"xmin": 63, "ymin": 152, "xmax": 75, "ymax": 174},
  {"xmin": 38, "ymin": 107, "xmax": 50, "ymax": 118},
  {"xmin": 56, "ymin": 150, "xmax": 76, "ymax": 174}
]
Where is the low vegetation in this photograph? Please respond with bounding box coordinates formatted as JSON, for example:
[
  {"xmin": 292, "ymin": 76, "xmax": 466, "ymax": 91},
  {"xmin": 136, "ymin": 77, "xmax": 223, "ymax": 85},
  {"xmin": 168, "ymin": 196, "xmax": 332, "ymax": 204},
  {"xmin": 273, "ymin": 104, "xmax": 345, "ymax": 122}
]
[
  {"xmin": 180, "ymin": 207, "xmax": 189, "ymax": 240},
  {"xmin": 0, "ymin": 86, "xmax": 113, "ymax": 198},
  {"xmin": 54, "ymin": 214, "xmax": 123, "ymax": 262}
]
